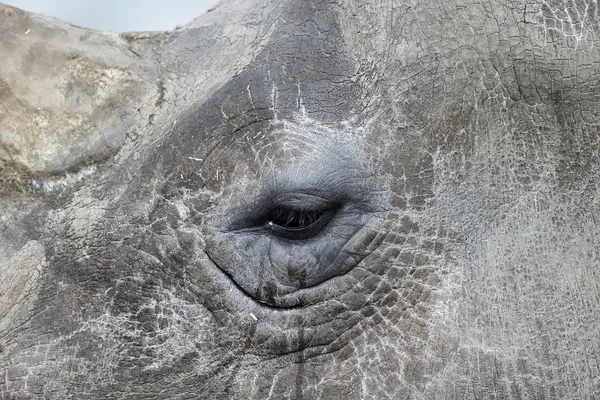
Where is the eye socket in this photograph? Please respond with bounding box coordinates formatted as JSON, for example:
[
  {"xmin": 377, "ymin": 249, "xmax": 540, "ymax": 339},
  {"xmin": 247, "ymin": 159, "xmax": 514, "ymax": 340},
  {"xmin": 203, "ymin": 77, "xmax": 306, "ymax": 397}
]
[{"xmin": 267, "ymin": 207, "xmax": 335, "ymax": 240}]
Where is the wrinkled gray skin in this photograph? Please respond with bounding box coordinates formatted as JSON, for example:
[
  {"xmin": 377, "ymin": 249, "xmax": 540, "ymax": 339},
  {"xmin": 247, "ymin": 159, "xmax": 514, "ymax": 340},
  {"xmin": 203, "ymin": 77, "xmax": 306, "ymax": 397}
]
[{"xmin": 1, "ymin": 0, "xmax": 600, "ymax": 398}]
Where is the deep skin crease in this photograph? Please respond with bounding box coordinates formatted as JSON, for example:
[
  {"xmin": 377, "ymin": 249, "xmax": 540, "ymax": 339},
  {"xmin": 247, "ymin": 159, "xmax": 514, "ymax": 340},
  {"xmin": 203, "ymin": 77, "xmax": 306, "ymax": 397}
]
[{"xmin": 1, "ymin": 0, "xmax": 600, "ymax": 399}]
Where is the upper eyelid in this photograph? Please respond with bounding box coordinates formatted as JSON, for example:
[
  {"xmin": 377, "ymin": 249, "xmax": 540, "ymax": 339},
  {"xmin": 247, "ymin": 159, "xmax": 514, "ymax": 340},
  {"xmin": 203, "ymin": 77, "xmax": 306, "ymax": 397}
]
[
  {"xmin": 267, "ymin": 192, "xmax": 333, "ymax": 208},
  {"xmin": 263, "ymin": 193, "xmax": 341, "ymax": 212}
]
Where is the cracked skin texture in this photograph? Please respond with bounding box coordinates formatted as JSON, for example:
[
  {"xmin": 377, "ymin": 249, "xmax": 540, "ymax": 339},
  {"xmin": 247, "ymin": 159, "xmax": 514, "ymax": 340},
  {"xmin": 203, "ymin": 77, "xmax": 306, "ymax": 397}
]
[{"xmin": 1, "ymin": 0, "xmax": 600, "ymax": 398}]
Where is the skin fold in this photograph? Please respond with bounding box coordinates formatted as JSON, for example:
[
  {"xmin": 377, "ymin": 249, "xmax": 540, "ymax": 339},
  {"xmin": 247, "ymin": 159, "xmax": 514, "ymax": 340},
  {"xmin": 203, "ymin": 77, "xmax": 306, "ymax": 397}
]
[{"xmin": 1, "ymin": 0, "xmax": 599, "ymax": 399}]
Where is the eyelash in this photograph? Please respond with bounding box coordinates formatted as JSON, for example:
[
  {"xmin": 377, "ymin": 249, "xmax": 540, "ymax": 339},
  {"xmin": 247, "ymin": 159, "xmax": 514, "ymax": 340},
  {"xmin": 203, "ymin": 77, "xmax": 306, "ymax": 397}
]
[
  {"xmin": 266, "ymin": 207, "xmax": 336, "ymax": 240},
  {"xmin": 270, "ymin": 208, "xmax": 326, "ymax": 229}
]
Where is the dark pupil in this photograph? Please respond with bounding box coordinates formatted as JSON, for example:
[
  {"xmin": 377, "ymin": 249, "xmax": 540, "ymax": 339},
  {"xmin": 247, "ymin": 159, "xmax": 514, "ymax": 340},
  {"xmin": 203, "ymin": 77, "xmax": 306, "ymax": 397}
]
[{"xmin": 271, "ymin": 208, "xmax": 325, "ymax": 229}]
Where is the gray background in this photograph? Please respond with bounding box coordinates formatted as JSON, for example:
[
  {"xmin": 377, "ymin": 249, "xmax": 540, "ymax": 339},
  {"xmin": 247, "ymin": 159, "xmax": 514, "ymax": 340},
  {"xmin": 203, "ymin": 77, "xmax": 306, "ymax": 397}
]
[{"xmin": 2, "ymin": 0, "xmax": 219, "ymax": 32}]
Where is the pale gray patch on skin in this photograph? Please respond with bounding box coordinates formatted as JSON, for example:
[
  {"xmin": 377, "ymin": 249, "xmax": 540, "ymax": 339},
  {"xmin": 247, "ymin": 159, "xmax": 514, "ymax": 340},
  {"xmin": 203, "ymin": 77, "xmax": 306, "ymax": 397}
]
[
  {"xmin": 536, "ymin": 0, "xmax": 599, "ymax": 48},
  {"xmin": 29, "ymin": 164, "xmax": 98, "ymax": 192},
  {"xmin": 78, "ymin": 291, "xmax": 218, "ymax": 370}
]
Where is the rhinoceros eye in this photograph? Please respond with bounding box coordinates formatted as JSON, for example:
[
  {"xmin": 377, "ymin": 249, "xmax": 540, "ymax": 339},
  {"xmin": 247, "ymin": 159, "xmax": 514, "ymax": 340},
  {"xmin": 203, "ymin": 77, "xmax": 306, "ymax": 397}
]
[{"xmin": 268, "ymin": 207, "xmax": 335, "ymax": 240}]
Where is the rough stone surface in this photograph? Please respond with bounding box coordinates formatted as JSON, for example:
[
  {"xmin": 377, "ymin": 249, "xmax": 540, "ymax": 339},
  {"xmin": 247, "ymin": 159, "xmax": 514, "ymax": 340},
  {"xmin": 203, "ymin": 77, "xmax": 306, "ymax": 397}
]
[{"xmin": 0, "ymin": 1, "xmax": 599, "ymax": 399}]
